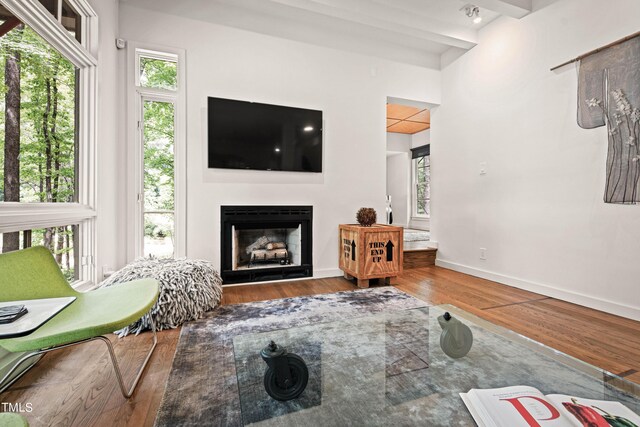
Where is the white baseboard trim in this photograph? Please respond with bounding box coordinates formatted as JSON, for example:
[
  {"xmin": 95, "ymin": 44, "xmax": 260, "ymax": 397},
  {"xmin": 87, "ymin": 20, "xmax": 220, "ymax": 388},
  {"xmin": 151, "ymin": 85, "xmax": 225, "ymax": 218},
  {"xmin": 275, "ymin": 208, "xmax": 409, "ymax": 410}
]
[
  {"xmin": 313, "ymin": 268, "xmax": 343, "ymax": 279},
  {"xmin": 436, "ymin": 259, "xmax": 640, "ymax": 322}
]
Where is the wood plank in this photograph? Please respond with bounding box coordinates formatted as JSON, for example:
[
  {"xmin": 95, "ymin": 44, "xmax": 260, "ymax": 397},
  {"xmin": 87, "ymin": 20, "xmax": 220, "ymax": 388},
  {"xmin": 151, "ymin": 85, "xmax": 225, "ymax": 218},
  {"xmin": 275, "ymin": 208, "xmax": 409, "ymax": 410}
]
[
  {"xmin": 338, "ymin": 227, "xmax": 359, "ymax": 275},
  {"xmin": 479, "ymin": 299, "xmax": 640, "ymax": 376},
  {"xmin": 386, "ymin": 118, "xmax": 400, "ymax": 127},
  {"xmin": 386, "ymin": 120, "xmax": 430, "ymax": 134},
  {"xmin": 339, "ymin": 224, "xmax": 403, "ymax": 282},
  {"xmin": 627, "ymin": 371, "xmax": 640, "ymax": 383},
  {"xmin": 1, "ymin": 329, "xmax": 179, "ymax": 427},
  {"xmin": 386, "ymin": 103, "xmax": 421, "ymax": 120},
  {"xmin": 405, "ymin": 109, "xmax": 430, "ymax": 124},
  {"xmin": 403, "ymin": 249, "xmax": 436, "ymax": 269},
  {"xmin": 361, "ymin": 229, "xmax": 402, "ymax": 278},
  {"xmin": 221, "ymin": 277, "xmax": 354, "ymax": 305},
  {"xmin": 394, "ymin": 269, "xmax": 534, "ymax": 314},
  {"xmin": 3, "ymin": 266, "xmax": 639, "ymax": 426}
]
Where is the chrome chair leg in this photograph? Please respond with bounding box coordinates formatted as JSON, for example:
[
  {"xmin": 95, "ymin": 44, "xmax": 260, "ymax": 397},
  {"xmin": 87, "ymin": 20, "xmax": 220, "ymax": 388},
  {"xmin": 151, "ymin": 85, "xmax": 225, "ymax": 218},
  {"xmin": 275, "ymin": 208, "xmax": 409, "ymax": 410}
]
[
  {"xmin": 0, "ymin": 352, "xmax": 43, "ymax": 394},
  {"xmin": 0, "ymin": 316, "xmax": 157, "ymax": 398},
  {"xmin": 98, "ymin": 316, "xmax": 158, "ymax": 398}
]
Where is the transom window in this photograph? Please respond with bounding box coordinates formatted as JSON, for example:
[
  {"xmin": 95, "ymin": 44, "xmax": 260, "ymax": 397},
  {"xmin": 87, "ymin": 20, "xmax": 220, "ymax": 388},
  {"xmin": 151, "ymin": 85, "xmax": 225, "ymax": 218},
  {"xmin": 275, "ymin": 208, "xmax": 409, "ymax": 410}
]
[
  {"xmin": 1, "ymin": 1, "xmax": 82, "ymax": 42},
  {"xmin": 138, "ymin": 54, "xmax": 177, "ymax": 91}
]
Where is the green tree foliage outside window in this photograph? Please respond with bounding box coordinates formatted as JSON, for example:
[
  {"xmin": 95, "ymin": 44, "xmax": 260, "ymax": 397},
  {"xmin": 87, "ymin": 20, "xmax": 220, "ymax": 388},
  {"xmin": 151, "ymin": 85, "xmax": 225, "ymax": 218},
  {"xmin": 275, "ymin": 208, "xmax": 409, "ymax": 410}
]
[
  {"xmin": 140, "ymin": 56, "xmax": 177, "ymax": 257},
  {"xmin": 143, "ymin": 101, "xmax": 175, "ymax": 257},
  {"xmin": 0, "ymin": 21, "xmax": 78, "ymax": 278},
  {"xmin": 0, "ymin": 226, "xmax": 78, "ymax": 282},
  {"xmin": 0, "ymin": 25, "xmax": 77, "ymax": 203},
  {"xmin": 144, "ymin": 101, "xmax": 175, "ymax": 212},
  {"xmin": 139, "ymin": 57, "xmax": 177, "ymax": 91}
]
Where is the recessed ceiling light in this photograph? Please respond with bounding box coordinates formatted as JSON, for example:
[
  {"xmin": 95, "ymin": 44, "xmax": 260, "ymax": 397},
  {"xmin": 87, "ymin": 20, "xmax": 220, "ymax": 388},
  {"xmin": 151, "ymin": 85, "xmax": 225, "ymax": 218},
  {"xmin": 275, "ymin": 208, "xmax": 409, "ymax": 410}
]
[
  {"xmin": 275, "ymin": 147, "xmax": 281, "ymax": 152},
  {"xmin": 303, "ymin": 126, "xmax": 314, "ymax": 132}
]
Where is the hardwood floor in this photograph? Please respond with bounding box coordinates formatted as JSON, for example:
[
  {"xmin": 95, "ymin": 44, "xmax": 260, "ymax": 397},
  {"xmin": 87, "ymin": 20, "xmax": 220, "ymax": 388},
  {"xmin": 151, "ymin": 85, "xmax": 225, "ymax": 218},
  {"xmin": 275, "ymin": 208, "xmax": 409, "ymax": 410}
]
[
  {"xmin": 3, "ymin": 266, "xmax": 640, "ymax": 426},
  {"xmin": 403, "ymin": 247, "xmax": 437, "ymax": 269}
]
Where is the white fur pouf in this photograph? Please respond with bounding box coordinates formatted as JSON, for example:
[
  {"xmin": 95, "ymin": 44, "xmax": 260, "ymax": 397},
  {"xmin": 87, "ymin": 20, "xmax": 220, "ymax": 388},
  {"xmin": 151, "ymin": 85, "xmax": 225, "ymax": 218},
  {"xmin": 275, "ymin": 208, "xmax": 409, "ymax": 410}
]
[{"xmin": 100, "ymin": 257, "xmax": 223, "ymax": 336}]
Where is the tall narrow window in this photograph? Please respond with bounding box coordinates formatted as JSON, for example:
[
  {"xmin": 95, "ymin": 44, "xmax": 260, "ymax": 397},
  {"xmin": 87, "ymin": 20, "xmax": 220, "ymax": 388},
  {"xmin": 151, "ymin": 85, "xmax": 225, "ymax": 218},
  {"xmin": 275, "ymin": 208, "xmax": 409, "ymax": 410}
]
[
  {"xmin": 0, "ymin": 0, "xmax": 97, "ymax": 284},
  {"xmin": 411, "ymin": 144, "xmax": 430, "ymax": 218},
  {"xmin": 415, "ymin": 156, "xmax": 430, "ymax": 216},
  {"xmin": 131, "ymin": 48, "xmax": 183, "ymax": 259},
  {"xmin": 142, "ymin": 99, "xmax": 175, "ymax": 258}
]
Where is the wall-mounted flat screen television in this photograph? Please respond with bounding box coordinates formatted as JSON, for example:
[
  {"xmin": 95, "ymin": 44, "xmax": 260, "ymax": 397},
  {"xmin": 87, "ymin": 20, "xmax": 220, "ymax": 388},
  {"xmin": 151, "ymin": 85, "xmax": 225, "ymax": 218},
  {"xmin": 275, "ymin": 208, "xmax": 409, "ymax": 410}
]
[{"xmin": 208, "ymin": 97, "xmax": 323, "ymax": 173}]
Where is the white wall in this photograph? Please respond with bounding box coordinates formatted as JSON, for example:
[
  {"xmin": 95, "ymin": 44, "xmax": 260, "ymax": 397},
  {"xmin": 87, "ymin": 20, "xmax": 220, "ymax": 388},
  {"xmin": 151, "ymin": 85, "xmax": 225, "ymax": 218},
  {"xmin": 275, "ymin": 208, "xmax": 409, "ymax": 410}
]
[
  {"xmin": 411, "ymin": 129, "xmax": 430, "ymax": 149},
  {"xmin": 433, "ymin": 0, "xmax": 640, "ymax": 319},
  {"xmin": 386, "ymin": 132, "xmax": 411, "ymax": 227},
  {"xmin": 89, "ymin": 0, "xmax": 125, "ymax": 279},
  {"xmin": 386, "ymin": 132, "xmax": 411, "ymax": 153},
  {"xmin": 118, "ymin": 5, "xmax": 441, "ymax": 277},
  {"xmin": 386, "ymin": 153, "xmax": 410, "ymax": 228}
]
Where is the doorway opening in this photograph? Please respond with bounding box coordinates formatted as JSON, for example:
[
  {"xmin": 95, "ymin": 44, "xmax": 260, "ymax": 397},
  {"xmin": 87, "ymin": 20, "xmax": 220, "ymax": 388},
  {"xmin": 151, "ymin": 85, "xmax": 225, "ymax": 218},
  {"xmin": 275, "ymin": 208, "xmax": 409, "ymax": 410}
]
[{"xmin": 385, "ymin": 96, "xmax": 435, "ymax": 250}]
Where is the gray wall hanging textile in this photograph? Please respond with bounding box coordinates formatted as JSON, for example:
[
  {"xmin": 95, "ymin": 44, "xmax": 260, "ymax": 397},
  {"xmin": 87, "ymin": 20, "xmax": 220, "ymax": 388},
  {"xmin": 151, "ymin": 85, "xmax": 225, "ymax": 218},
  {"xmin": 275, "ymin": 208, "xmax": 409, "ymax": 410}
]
[{"xmin": 577, "ymin": 35, "xmax": 640, "ymax": 204}]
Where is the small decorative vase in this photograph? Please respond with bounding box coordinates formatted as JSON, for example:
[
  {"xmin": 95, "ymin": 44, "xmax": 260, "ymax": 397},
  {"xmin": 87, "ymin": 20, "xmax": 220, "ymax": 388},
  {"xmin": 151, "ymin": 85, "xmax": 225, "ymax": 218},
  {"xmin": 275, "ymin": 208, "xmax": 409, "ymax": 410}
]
[{"xmin": 386, "ymin": 195, "xmax": 393, "ymax": 225}]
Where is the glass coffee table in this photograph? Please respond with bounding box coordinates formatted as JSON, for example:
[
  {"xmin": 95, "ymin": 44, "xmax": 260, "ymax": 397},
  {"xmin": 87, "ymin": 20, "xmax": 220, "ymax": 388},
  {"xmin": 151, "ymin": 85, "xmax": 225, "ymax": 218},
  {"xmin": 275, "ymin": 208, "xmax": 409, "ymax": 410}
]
[{"xmin": 232, "ymin": 305, "xmax": 640, "ymax": 426}]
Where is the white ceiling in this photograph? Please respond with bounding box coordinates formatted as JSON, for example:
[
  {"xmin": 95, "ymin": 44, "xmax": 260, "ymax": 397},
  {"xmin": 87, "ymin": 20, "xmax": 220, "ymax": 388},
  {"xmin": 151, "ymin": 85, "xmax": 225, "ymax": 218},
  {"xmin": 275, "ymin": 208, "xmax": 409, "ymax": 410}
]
[{"xmin": 119, "ymin": 0, "xmax": 533, "ymax": 69}]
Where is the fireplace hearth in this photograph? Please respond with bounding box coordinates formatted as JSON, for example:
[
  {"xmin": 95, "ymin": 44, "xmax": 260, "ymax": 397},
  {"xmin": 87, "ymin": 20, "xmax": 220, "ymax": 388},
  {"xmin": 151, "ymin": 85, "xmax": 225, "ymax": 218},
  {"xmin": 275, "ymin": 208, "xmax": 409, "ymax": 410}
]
[{"xmin": 221, "ymin": 206, "xmax": 312, "ymax": 284}]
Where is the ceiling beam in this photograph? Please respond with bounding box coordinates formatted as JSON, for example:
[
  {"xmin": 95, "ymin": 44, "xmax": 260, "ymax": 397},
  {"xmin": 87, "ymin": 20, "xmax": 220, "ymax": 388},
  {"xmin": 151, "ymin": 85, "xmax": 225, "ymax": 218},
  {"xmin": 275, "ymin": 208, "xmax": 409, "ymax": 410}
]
[
  {"xmin": 266, "ymin": 0, "xmax": 478, "ymax": 49},
  {"xmin": 472, "ymin": 0, "xmax": 532, "ymax": 19}
]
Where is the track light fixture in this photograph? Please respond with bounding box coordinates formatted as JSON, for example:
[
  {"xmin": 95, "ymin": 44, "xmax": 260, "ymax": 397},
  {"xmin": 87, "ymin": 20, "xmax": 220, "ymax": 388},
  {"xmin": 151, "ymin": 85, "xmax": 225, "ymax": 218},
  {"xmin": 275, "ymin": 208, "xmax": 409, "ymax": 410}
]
[{"xmin": 461, "ymin": 4, "xmax": 482, "ymax": 24}]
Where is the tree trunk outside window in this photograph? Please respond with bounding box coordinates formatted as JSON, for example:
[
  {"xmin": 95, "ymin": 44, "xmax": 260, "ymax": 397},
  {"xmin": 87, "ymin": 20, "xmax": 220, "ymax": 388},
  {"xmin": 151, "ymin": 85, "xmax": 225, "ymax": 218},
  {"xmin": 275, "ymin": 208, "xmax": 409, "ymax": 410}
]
[{"xmin": 2, "ymin": 26, "xmax": 22, "ymax": 252}]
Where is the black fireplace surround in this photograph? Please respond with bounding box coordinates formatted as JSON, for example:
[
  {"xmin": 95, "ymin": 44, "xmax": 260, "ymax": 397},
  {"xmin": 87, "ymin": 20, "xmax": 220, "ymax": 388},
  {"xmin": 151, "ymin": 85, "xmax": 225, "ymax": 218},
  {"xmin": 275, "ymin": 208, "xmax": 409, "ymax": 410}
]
[{"xmin": 221, "ymin": 206, "xmax": 313, "ymax": 284}]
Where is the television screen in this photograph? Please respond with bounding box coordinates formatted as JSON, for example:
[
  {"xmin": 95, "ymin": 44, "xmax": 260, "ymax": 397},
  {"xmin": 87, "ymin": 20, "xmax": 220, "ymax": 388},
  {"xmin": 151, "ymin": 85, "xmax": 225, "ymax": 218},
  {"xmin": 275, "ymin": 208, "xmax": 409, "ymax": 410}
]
[{"xmin": 208, "ymin": 97, "xmax": 323, "ymax": 172}]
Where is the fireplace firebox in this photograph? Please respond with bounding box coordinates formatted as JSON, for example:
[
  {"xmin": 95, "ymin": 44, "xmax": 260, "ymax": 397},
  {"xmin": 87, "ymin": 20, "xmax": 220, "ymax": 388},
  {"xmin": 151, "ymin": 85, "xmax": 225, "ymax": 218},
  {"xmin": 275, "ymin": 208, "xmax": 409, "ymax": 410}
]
[{"xmin": 221, "ymin": 206, "xmax": 312, "ymax": 284}]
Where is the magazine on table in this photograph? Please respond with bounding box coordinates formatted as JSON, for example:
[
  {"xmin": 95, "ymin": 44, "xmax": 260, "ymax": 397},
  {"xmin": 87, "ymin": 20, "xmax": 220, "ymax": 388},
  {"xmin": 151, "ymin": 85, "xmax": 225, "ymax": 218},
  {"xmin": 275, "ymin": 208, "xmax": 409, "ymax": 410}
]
[{"xmin": 460, "ymin": 385, "xmax": 640, "ymax": 427}]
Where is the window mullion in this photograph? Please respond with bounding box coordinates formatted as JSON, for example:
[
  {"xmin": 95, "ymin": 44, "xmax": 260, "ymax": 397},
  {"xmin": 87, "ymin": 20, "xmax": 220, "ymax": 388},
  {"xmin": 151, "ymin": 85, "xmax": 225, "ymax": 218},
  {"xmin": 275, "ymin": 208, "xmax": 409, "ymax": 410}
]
[
  {"xmin": 0, "ymin": 205, "xmax": 96, "ymax": 234},
  {"xmin": 63, "ymin": 0, "xmax": 96, "ymax": 18}
]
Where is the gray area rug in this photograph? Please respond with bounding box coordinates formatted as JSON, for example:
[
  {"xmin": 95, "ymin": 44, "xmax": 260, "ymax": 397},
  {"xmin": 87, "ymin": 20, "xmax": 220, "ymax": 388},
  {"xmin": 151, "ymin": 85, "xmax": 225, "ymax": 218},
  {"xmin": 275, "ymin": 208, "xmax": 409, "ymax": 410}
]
[
  {"xmin": 155, "ymin": 288, "xmax": 640, "ymax": 426},
  {"xmin": 154, "ymin": 287, "xmax": 426, "ymax": 427}
]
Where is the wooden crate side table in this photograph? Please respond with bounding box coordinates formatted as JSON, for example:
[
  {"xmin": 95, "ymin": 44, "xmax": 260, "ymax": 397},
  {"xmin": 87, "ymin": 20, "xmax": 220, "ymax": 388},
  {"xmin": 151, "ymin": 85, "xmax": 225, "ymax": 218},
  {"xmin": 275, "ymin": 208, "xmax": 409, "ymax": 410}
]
[{"xmin": 338, "ymin": 224, "xmax": 404, "ymax": 288}]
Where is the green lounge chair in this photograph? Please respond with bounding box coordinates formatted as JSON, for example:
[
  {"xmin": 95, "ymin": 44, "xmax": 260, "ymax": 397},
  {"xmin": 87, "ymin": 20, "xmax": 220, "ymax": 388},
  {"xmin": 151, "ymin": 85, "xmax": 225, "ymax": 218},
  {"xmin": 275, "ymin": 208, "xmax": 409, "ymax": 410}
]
[
  {"xmin": 0, "ymin": 246, "xmax": 159, "ymax": 398},
  {"xmin": 0, "ymin": 412, "xmax": 29, "ymax": 427}
]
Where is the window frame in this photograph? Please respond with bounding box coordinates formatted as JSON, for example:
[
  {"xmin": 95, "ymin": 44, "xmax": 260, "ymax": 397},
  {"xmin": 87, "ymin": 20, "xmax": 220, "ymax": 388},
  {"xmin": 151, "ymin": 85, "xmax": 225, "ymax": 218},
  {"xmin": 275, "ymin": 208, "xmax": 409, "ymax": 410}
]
[
  {"xmin": 412, "ymin": 155, "xmax": 430, "ymax": 219},
  {"xmin": 126, "ymin": 43, "xmax": 186, "ymax": 261},
  {"xmin": 0, "ymin": 0, "xmax": 98, "ymax": 286}
]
